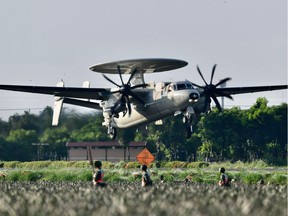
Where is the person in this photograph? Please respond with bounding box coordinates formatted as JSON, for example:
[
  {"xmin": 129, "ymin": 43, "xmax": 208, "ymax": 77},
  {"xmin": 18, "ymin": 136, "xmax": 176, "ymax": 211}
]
[
  {"xmin": 160, "ymin": 175, "xmax": 165, "ymax": 184},
  {"xmin": 185, "ymin": 175, "xmax": 192, "ymax": 184},
  {"xmin": 218, "ymin": 167, "xmax": 230, "ymax": 187},
  {"xmin": 141, "ymin": 164, "xmax": 152, "ymax": 187},
  {"xmin": 92, "ymin": 160, "xmax": 107, "ymax": 187}
]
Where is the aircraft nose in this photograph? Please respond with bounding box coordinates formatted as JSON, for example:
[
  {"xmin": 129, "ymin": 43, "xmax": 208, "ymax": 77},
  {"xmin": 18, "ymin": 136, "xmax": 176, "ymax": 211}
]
[{"xmin": 189, "ymin": 91, "xmax": 200, "ymax": 101}]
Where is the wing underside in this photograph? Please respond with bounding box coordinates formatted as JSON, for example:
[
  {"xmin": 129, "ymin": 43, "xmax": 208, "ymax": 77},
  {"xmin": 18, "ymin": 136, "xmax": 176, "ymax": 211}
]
[
  {"xmin": 0, "ymin": 84, "xmax": 110, "ymax": 100},
  {"xmin": 216, "ymin": 85, "xmax": 287, "ymax": 96}
]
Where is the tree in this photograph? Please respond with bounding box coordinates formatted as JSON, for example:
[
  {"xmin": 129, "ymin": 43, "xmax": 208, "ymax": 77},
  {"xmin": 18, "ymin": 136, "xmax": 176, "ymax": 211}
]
[
  {"xmin": 118, "ymin": 128, "xmax": 136, "ymax": 161},
  {"xmin": 197, "ymin": 107, "xmax": 250, "ymax": 161},
  {"xmin": 0, "ymin": 118, "xmax": 9, "ymax": 138},
  {"xmin": 0, "ymin": 137, "xmax": 10, "ymax": 160},
  {"xmin": 39, "ymin": 128, "xmax": 70, "ymax": 160},
  {"xmin": 71, "ymin": 121, "xmax": 109, "ymax": 142},
  {"xmin": 246, "ymin": 98, "xmax": 274, "ymax": 160},
  {"xmin": 6, "ymin": 129, "xmax": 38, "ymax": 161},
  {"xmin": 8, "ymin": 111, "xmax": 40, "ymax": 133}
]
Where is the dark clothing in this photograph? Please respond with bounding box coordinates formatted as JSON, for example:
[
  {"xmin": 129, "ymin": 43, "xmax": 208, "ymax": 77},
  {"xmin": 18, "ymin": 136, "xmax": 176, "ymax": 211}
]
[
  {"xmin": 95, "ymin": 170, "xmax": 104, "ymax": 182},
  {"xmin": 93, "ymin": 169, "xmax": 106, "ymax": 187},
  {"xmin": 142, "ymin": 171, "xmax": 152, "ymax": 187},
  {"xmin": 219, "ymin": 173, "xmax": 230, "ymax": 186}
]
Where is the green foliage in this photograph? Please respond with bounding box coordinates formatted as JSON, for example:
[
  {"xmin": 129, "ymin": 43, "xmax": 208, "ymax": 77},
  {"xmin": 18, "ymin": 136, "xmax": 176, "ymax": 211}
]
[
  {"xmin": 241, "ymin": 173, "xmax": 263, "ymax": 184},
  {"xmin": 267, "ymin": 174, "xmax": 287, "ymax": 185},
  {"xmin": 246, "ymin": 160, "xmax": 268, "ymax": 168},
  {"xmin": 125, "ymin": 162, "xmax": 141, "ymax": 169},
  {"xmin": 1, "ymin": 161, "xmax": 287, "ymax": 185},
  {"xmin": 17, "ymin": 161, "xmax": 53, "ymax": 169},
  {"xmin": 3, "ymin": 161, "xmax": 21, "ymax": 168},
  {"xmin": 161, "ymin": 161, "xmax": 187, "ymax": 168},
  {"xmin": 187, "ymin": 162, "xmax": 209, "ymax": 168},
  {"xmin": 0, "ymin": 100, "xmax": 287, "ymax": 164}
]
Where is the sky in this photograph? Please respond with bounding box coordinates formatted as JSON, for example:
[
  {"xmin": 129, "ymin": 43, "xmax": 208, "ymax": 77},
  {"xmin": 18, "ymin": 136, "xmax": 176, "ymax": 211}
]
[{"xmin": 0, "ymin": 0, "xmax": 287, "ymax": 121}]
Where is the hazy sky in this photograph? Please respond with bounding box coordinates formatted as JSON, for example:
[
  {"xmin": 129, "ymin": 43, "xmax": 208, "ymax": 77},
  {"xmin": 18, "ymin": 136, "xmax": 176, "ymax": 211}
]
[{"xmin": 0, "ymin": 0, "xmax": 287, "ymax": 120}]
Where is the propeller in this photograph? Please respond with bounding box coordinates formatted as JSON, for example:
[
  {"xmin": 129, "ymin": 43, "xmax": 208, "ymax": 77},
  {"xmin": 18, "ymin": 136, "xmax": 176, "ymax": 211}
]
[
  {"xmin": 102, "ymin": 65, "xmax": 147, "ymax": 116},
  {"xmin": 191, "ymin": 64, "xmax": 232, "ymax": 112}
]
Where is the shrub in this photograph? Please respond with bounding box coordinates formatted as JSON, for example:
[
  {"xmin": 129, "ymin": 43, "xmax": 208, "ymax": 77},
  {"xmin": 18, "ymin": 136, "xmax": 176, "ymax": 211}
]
[
  {"xmin": 3, "ymin": 161, "xmax": 21, "ymax": 168},
  {"xmin": 241, "ymin": 173, "xmax": 263, "ymax": 184},
  {"xmin": 268, "ymin": 174, "xmax": 287, "ymax": 185},
  {"xmin": 247, "ymin": 160, "xmax": 268, "ymax": 168},
  {"xmin": 18, "ymin": 161, "xmax": 53, "ymax": 169},
  {"xmin": 5, "ymin": 171, "xmax": 20, "ymax": 181},
  {"xmin": 187, "ymin": 162, "xmax": 209, "ymax": 168},
  {"xmin": 125, "ymin": 162, "xmax": 141, "ymax": 169}
]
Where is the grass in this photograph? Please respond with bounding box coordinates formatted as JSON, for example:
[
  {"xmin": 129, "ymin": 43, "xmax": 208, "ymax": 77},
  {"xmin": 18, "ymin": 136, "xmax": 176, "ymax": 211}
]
[
  {"xmin": 0, "ymin": 160, "xmax": 287, "ymax": 185},
  {"xmin": 0, "ymin": 182, "xmax": 287, "ymax": 216}
]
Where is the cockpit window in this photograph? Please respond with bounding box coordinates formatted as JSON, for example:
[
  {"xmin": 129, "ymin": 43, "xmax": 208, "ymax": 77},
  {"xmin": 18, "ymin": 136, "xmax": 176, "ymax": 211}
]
[
  {"xmin": 177, "ymin": 83, "xmax": 187, "ymax": 90},
  {"xmin": 176, "ymin": 82, "xmax": 194, "ymax": 90},
  {"xmin": 186, "ymin": 83, "xmax": 193, "ymax": 89}
]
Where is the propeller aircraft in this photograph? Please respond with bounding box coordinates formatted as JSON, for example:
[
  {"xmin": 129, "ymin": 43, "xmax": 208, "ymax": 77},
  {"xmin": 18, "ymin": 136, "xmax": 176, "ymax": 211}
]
[{"xmin": 0, "ymin": 58, "xmax": 287, "ymax": 139}]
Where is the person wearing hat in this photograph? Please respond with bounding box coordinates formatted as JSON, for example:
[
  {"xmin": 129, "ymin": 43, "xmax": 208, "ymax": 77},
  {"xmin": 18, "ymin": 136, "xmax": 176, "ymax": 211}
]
[
  {"xmin": 141, "ymin": 164, "xmax": 152, "ymax": 187},
  {"xmin": 93, "ymin": 161, "xmax": 106, "ymax": 187},
  {"xmin": 218, "ymin": 167, "xmax": 230, "ymax": 187}
]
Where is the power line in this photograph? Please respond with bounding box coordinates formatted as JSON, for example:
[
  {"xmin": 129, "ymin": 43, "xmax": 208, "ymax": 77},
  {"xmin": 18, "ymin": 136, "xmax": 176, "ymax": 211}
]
[{"xmin": 0, "ymin": 108, "xmax": 45, "ymax": 112}]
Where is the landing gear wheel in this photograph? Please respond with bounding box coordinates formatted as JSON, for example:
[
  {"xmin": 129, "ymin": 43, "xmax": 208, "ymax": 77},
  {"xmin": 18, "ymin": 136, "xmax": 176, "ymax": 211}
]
[{"xmin": 109, "ymin": 127, "xmax": 117, "ymax": 139}]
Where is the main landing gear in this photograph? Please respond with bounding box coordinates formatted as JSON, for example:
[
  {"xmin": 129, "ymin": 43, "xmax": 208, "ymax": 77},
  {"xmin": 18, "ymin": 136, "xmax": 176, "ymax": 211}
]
[
  {"xmin": 108, "ymin": 126, "xmax": 117, "ymax": 140},
  {"xmin": 183, "ymin": 116, "xmax": 193, "ymax": 139}
]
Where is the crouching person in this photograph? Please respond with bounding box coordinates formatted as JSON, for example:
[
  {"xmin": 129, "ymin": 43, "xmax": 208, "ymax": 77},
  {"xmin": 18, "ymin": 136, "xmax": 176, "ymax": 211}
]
[
  {"xmin": 93, "ymin": 161, "xmax": 107, "ymax": 187},
  {"xmin": 218, "ymin": 167, "xmax": 230, "ymax": 187},
  {"xmin": 141, "ymin": 164, "xmax": 153, "ymax": 187}
]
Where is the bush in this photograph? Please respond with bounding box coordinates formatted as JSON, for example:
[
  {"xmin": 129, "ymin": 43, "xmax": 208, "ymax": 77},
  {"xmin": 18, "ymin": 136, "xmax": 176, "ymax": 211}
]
[
  {"xmin": 268, "ymin": 174, "xmax": 287, "ymax": 185},
  {"xmin": 3, "ymin": 161, "xmax": 21, "ymax": 168},
  {"xmin": 187, "ymin": 162, "xmax": 209, "ymax": 168},
  {"xmin": 247, "ymin": 160, "xmax": 268, "ymax": 168},
  {"xmin": 125, "ymin": 162, "xmax": 141, "ymax": 169},
  {"xmin": 241, "ymin": 173, "xmax": 263, "ymax": 184}
]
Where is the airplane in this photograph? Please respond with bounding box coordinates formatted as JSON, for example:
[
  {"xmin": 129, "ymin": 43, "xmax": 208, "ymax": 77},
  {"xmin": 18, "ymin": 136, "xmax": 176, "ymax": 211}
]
[{"xmin": 0, "ymin": 58, "xmax": 287, "ymax": 139}]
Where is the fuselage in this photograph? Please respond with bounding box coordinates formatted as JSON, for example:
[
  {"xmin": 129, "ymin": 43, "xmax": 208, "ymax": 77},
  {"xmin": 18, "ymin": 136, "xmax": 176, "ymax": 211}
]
[{"xmin": 111, "ymin": 80, "xmax": 200, "ymax": 128}]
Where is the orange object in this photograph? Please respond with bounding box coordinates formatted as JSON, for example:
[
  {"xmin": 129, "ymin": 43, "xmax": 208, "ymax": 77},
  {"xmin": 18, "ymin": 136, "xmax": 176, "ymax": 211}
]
[{"xmin": 136, "ymin": 148, "xmax": 155, "ymax": 165}]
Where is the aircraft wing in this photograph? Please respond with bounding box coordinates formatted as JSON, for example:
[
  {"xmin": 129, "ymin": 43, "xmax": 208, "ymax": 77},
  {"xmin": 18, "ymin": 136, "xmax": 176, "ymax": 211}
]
[
  {"xmin": 0, "ymin": 84, "xmax": 111, "ymax": 100},
  {"xmin": 216, "ymin": 85, "xmax": 287, "ymax": 96}
]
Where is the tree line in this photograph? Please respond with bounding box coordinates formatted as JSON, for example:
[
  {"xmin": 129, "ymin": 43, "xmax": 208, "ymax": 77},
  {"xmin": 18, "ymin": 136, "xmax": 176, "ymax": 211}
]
[{"xmin": 0, "ymin": 97, "xmax": 287, "ymax": 165}]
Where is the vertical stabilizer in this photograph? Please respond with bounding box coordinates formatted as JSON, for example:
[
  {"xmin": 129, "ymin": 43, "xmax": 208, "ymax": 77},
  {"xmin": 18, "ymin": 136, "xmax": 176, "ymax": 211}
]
[{"xmin": 52, "ymin": 81, "xmax": 64, "ymax": 126}]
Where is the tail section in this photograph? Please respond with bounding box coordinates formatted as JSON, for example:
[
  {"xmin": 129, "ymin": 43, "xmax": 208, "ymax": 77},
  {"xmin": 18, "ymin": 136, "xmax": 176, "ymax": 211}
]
[{"xmin": 52, "ymin": 81, "xmax": 64, "ymax": 126}]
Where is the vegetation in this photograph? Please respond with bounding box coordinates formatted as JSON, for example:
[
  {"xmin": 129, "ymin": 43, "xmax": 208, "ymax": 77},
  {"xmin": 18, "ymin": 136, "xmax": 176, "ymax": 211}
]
[
  {"xmin": 0, "ymin": 182, "xmax": 287, "ymax": 216},
  {"xmin": 0, "ymin": 98, "xmax": 287, "ymax": 165},
  {"xmin": 0, "ymin": 161, "xmax": 286, "ymax": 185}
]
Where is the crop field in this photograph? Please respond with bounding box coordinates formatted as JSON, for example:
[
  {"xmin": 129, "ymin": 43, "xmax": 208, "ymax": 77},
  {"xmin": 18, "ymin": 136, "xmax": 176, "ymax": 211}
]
[{"xmin": 0, "ymin": 181, "xmax": 287, "ymax": 216}]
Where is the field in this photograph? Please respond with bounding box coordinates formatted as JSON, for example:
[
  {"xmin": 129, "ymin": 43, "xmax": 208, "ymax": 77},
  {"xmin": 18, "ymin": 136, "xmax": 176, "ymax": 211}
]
[
  {"xmin": 0, "ymin": 161, "xmax": 287, "ymax": 215},
  {"xmin": 0, "ymin": 181, "xmax": 287, "ymax": 216}
]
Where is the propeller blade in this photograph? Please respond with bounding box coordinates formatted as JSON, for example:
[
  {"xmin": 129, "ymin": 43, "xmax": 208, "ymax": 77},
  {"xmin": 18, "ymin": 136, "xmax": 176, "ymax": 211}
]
[
  {"xmin": 211, "ymin": 95, "xmax": 222, "ymax": 112},
  {"xmin": 117, "ymin": 65, "xmax": 125, "ymax": 86},
  {"xmin": 129, "ymin": 91, "xmax": 146, "ymax": 105},
  {"xmin": 130, "ymin": 83, "xmax": 148, "ymax": 89},
  {"xmin": 197, "ymin": 65, "xmax": 208, "ymax": 86},
  {"xmin": 215, "ymin": 77, "xmax": 231, "ymax": 87},
  {"xmin": 102, "ymin": 74, "xmax": 121, "ymax": 87},
  {"xmin": 127, "ymin": 68, "xmax": 138, "ymax": 84},
  {"xmin": 210, "ymin": 64, "xmax": 217, "ymax": 84},
  {"xmin": 110, "ymin": 89, "xmax": 121, "ymax": 94},
  {"xmin": 214, "ymin": 89, "xmax": 234, "ymax": 100},
  {"xmin": 191, "ymin": 82, "xmax": 204, "ymax": 89}
]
